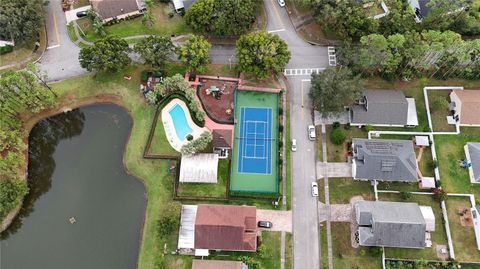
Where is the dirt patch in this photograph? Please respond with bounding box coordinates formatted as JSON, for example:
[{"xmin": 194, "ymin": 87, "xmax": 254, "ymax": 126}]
[{"xmin": 459, "ymin": 207, "xmax": 474, "ymax": 227}]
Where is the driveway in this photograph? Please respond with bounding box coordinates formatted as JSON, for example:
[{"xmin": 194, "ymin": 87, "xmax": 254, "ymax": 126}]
[
  {"xmin": 257, "ymin": 210, "xmax": 292, "ymax": 232},
  {"xmin": 316, "ymin": 162, "xmax": 352, "ymax": 179}
]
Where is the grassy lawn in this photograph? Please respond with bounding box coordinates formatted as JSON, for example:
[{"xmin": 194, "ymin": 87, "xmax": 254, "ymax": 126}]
[
  {"xmin": 0, "ymin": 28, "xmax": 46, "ymax": 71},
  {"xmin": 286, "ymin": 94, "xmax": 292, "ymax": 209},
  {"xmin": 445, "ymin": 197, "xmax": 480, "ymax": 262},
  {"xmin": 146, "ymin": 111, "xmax": 179, "ymax": 157},
  {"xmin": 326, "ymin": 125, "xmax": 367, "ymax": 162},
  {"xmin": 316, "ymin": 125, "xmax": 323, "ymax": 161},
  {"xmin": 376, "ymin": 181, "xmax": 425, "ymax": 192},
  {"xmin": 285, "ymin": 232, "xmax": 293, "ymax": 269},
  {"xmin": 177, "ymin": 159, "xmax": 229, "ymax": 198},
  {"xmin": 331, "ymin": 223, "xmax": 382, "ymax": 269},
  {"xmin": 435, "ymin": 128, "xmax": 480, "ymax": 197},
  {"xmin": 427, "ymin": 90, "xmax": 456, "ymax": 132},
  {"xmin": 320, "ymin": 223, "xmax": 328, "ymax": 268},
  {"xmin": 321, "ymin": 178, "xmax": 374, "ymax": 204},
  {"xmin": 379, "ymin": 193, "xmax": 448, "ymax": 260},
  {"xmin": 77, "ymin": 3, "xmax": 189, "ymax": 42}
]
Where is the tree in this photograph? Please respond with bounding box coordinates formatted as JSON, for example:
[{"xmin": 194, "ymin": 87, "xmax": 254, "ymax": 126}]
[
  {"xmin": 0, "ymin": 0, "xmax": 44, "ymax": 44},
  {"xmin": 0, "ymin": 179, "xmax": 28, "ymax": 219},
  {"xmin": 236, "ymin": 31, "xmax": 291, "ymax": 79},
  {"xmin": 176, "ymin": 35, "xmax": 211, "ymax": 72},
  {"xmin": 142, "ymin": 0, "xmax": 155, "ymax": 27},
  {"xmin": 185, "ymin": 0, "xmax": 258, "ymax": 36},
  {"xmin": 400, "ymin": 191, "xmax": 412, "ymax": 201},
  {"xmin": 180, "ymin": 131, "xmax": 212, "ymax": 155},
  {"xmin": 309, "ymin": 68, "xmax": 363, "ymax": 116},
  {"xmin": 330, "ymin": 128, "xmax": 346, "ymax": 145},
  {"xmin": 79, "ymin": 36, "xmax": 131, "ymax": 72},
  {"xmin": 378, "ymin": 0, "xmax": 416, "ymax": 36},
  {"xmin": 134, "ymin": 36, "xmax": 174, "ymax": 69}
]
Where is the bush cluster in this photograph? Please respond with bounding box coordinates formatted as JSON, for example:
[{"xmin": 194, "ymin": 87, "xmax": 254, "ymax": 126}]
[{"xmin": 180, "ymin": 131, "xmax": 212, "ymax": 155}]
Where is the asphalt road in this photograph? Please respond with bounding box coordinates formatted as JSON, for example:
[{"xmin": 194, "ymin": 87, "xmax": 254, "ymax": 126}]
[{"xmin": 262, "ymin": 1, "xmax": 330, "ymax": 269}]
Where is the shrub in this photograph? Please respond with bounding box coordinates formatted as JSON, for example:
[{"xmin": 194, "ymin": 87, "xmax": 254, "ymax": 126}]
[
  {"xmin": 279, "ymin": 141, "xmax": 283, "ymax": 148},
  {"xmin": 433, "ymin": 188, "xmax": 448, "ymax": 201},
  {"xmin": 186, "ymin": 134, "xmax": 193, "ymax": 141},
  {"xmin": 344, "ymin": 123, "xmax": 351, "ymax": 130},
  {"xmin": 330, "ymin": 128, "xmax": 347, "ymax": 145},
  {"xmin": 363, "ymin": 124, "xmax": 373, "ymax": 132},
  {"xmin": 279, "ymin": 125, "xmax": 284, "ymax": 132},
  {"xmin": 0, "ymin": 45, "xmax": 14, "ymax": 55},
  {"xmin": 144, "ymin": 91, "xmax": 157, "ymax": 105},
  {"xmin": 180, "ymin": 131, "xmax": 212, "ymax": 155},
  {"xmin": 332, "ymin": 121, "xmax": 340, "ymax": 129},
  {"xmin": 369, "ymin": 246, "xmax": 383, "ymax": 257},
  {"xmin": 278, "ymin": 107, "xmax": 283, "ymax": 115},
  {"xmin": 400, "ymin": 191, "xmax": 412, "ymax": 201},
  {"xmin": 432, "ymin": 96, "xmax": 449, "ymax": 112},
  {"xmin": 157, "ymin": 201, "xmax": 182, "ymax": 238}
]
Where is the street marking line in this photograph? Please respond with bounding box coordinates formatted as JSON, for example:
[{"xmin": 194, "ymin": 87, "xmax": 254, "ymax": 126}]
[
  {"xmin": 53, "ymin": 13, "xmax": 61, "ymax": 46},
  {"xmin": 301, "ymin": 80, "xmax": 304, "ymax": 120},
  {"xmin": 47, "ymin": 45, "xmax": 61, "ymax": 49},
  {"xmin": 283, "ymin": 68, "xmax": 325, "ymax": 76},
  {"xmin": 268, "ymin": 29, "xmax": 285, "ymax": 33}
]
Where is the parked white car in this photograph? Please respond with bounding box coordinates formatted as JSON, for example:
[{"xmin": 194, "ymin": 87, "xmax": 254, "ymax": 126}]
[
  {"xmin": 308, "ymin": 125, "xmax": 316, "ymax": 141},
  {"xmin": 277, "ymin": 0, "xmax": 285, "ymax": 7},
  {"xmin": 291, "ymin": 139, "xmax": 297, "ymax": 152},
  {"xmin": 311, "ymin": 182, "xmax": 319, "ymax": 197}
]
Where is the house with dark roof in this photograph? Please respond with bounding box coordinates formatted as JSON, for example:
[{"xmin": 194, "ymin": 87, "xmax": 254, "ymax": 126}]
[
  {"xmin": 450, "ymin": 90, "xmax": 480, "ymax": 126},
  {"xmin": 355, "ymin": 201, "xmax": 427, "ymax": 248},
  {"xmin": 349, "ymin": 90, "xmax": 418, "ymax": 127},
  {"xmin": 178, "ymin": 204, "xmax": 257, "ymax": 255},
  {"xmin": 212, "ymin": 129, "xmax": 233, "ymax": 159},
  {"xmin": 352, "ymin": 139, "xmax": 418, "ymax": 182},
  {"xmin": 465, "ymin": 142, "xmax": 480, "ymax": 183},
  {"xmin": 90, "ymin": 0, "xmax": 145, "ymax": 22}
]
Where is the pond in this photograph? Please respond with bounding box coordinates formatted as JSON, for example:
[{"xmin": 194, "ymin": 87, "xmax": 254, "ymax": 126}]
[{"xmin": 1, "ymin": 104, "xmax": 146, "ymax": 269}]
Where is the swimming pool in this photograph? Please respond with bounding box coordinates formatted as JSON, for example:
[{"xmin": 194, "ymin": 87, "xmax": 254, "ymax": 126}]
[{"xmin": 168, "ymin": 104, "xmax": 193, "ymax": 141}]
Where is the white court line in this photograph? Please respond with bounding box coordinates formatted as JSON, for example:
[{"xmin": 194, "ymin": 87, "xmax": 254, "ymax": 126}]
[{"xmin": 268, "ymin": 29, "xmax": 285, "ymax": 33}]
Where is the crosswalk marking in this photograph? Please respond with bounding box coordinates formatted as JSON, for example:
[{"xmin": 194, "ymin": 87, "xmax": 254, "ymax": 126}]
[
  {"xmin": 328, "ymin": 46, "xmax": 337, "ymax": 66},
  {"xmin": 283, "ymin": 68, "xmax": 325, "ymax": 76}
]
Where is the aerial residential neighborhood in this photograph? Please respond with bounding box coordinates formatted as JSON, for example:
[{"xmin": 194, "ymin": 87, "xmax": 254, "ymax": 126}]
[{"xmin": 1, "ymin": 0, "xmax": 480, "ymax": 269}]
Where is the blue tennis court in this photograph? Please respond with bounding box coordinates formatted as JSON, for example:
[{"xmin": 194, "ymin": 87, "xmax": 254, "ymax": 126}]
[{"xmin": 237, "ymin": 107, "xmax": 273, "ymax": 174}]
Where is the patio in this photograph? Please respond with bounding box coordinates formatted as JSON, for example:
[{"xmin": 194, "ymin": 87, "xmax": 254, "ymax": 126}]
[{"xmin": 196, "ymin": 77, "xmax": 238, "ymax": 124}]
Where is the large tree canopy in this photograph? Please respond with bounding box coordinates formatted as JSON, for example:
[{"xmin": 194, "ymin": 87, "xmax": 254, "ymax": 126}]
[
  {"xmin": 134, "ymin": 36, "xmax": 174, "ymax": 69},
  {"xmin": 309, "ymin": 67, "xmax": 363, "ymax": 116},
  {"xmin": 0, "ymin": 0, "xmax": 44, "ymax": 43},
  {"xmin": 176, "ymin": 35, "xmax": 211, "ymax": 72},
  {"xmin": 236, "ymin": 31, "xmax": 291, "ymax": 79},
  {"xmin": 185, "ymin": 0, "xmax": 258, "ymax": 36},
  {"xmin": 79, "ymin": 36, "xmax": 131, "ymax": 72}
]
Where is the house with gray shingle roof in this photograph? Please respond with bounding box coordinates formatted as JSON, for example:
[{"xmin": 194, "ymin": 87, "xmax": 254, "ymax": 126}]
[
  {"xmin": 465, "ymin": 142, "xmax": 480, "ymax": 183},
  {"xmin": 355, "ymin": 201, "xmax": 427, "ymax": 248},
  {"xmin": 352, "ymin": 139, "xmax": 418, "ymax": 182},
  {"xmin": 349, "ymin": 90, "xmax": 418, "ymax": 127}
]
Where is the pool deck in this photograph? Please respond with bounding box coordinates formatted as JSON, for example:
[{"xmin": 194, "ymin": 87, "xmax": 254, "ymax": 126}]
[{"xmin": 162, "ymin": 99, "xmax": 209, "ymax": 152}]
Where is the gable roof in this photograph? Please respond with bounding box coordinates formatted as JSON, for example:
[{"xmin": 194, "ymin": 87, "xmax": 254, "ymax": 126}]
[
  {"xmin": 356, "ymin": 201, "xmax": 426, "ymax": 248},
  {"xmin": 212, "ymin": 129, "xmax": 233, "ymax": 149},
  {"xmin": 451, "ymin": 90, "xmax": 480, "ymax": 125},
  {"xmin": 353, "ymin": 138, "xmax": 418, "ymax": 182},
  {"xmin": 179, "ymin": 154, "xmax": 219, "ymax": 183},
  {"xmin": 468, "ymin": 142, "xmax": 480, "ymax": 182},
  {"xmin": 350, "ymin": 90, "xmax": 410, "ymax": 125},
  {"xmin": 90, "ymin": 0, "xmax": 141, "ymax": 20},
  {"xmin": 195, "ymin": 204, "xmax": 257, "ymax": 251}
]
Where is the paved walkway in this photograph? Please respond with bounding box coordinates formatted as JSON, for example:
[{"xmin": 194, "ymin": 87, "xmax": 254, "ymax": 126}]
[
  {"xmin": 317, "ymin": 162, "xmax": 352, "ymax": 179},
  {"xmin": 257, "ymin": 210, "xmax": 292, "ymax": 232}
]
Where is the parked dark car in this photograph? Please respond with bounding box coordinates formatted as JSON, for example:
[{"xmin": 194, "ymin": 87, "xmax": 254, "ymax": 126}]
[
  {"xmin": 258, "ymin": 221, "xmax": 273, "ymax": 228},
  {"xmin": 76, "ymin": 11, "xmax": 88, "ymax": 18}
]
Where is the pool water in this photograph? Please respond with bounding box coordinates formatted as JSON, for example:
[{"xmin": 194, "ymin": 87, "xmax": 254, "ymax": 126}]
[{"xmin": 169, "ymin": 104, "xmax": 193, "ymax": 141}]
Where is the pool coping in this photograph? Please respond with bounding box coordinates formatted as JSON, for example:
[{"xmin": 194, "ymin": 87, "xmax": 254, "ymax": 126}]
[{"xmin": 161, "ymin": 99, "xmax": 209, "ymax": 152}]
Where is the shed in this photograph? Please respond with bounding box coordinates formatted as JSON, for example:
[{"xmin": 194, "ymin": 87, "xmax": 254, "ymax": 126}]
[
  {"xmin": 419, "ymin": 206, "xmax": 436, "ymax": 232},
  {"xmin": 415, "ymin": 136, "xmax": 429, "ymax": 147},
  {"xmin": 179, "ymin": 154, "xmax": 219, "ymax": 183}
]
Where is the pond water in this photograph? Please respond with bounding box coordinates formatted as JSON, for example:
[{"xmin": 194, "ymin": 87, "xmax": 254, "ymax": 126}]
[{"xmin": 1, "ymin": 104, "xmax": 146, "ymax": 269}]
